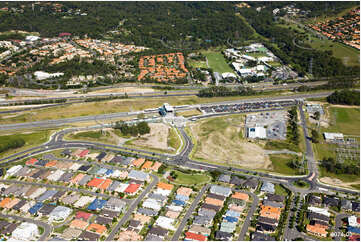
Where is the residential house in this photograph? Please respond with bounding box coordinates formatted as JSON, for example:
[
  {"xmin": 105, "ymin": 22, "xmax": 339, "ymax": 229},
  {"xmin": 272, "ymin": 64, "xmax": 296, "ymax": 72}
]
[
  {"xmin": 261, "ymin": 182, "xmax": 275, "ymax": 194},
  {"xmin": 209, "ymin": 185, "xmax": 232, "ymax": 197}
]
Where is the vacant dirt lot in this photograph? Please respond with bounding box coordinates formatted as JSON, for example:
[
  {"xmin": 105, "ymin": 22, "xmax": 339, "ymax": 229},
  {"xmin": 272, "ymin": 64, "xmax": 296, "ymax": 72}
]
[
  {"xmin": 131, "ymin": 123, "xmax": 170, "ymax": 151},
  {"xmin": 320, "ymin": 177, "xmax": 359, "ymax": 190},
  {"xmin": 189, "ymin": 115, "xmax": 272, "ymax": 170}
]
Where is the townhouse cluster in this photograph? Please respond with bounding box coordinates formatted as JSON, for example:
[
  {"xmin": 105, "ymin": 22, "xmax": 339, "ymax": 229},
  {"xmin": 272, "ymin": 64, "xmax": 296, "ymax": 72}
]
[
  {"xmin": 29, "ymin": 40, "xmax": 92, "ymax": 65},
  {"xmin": 138, "ymin": 52, "xmax": 189, "ymax": 82},
  {"xmin": 306, "ymin": 194, "xmax": 360, "ymax": 238},
  {"xmin": 184, "ymin": 184, "xmax": 250, "ymax": 241},
  {"xmin": 308, "ymin": 8, "xmax": 360, "ymax": 49},
  {"xmin": 117, "ymin": 182, "xmax": 194, "ymax": 241},
  {"xmin": 250, "ymin": 182, "xmax": 286, "ymax": 241}
]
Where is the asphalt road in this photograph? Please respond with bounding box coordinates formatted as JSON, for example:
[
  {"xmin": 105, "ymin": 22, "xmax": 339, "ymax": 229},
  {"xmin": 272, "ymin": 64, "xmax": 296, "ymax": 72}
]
[
  {"xmin": 237, "ymin": 191, "xmax": 259, "ymax": 241},
  {"xmin": 105, "ymin": 174, "xmax": 159, "ymax": 241},
  {"xmin": 171, "ymin": 184, "xmax": 210, "ymax": 241},
  {"xmin": 334, "ymin": 213, "xmax": 349, "ymax": 241},
  {"xmin": 0, "ymin": 213, "xmax": 52, "ymax": 241}
]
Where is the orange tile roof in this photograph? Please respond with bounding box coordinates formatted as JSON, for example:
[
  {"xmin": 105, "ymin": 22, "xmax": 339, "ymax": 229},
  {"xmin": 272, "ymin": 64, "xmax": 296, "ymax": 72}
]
[
  {"xmin": 87, "ymin": 178, "xmax": 105, "ymax": 188},
  {"xmin": 45, "ymin": 160, "xmax": 57, "ymax": 167},
  {"xmin": 133, "ymin": 214, "xmax": 151, "ymax": 224},
  {"xmin": 205, "ymin": 197, "xmax": 224, "ymax": 207},
  {"xmin": 26, "ymin": 158, "xmax": 38, "ymax": 165},
  {"xmin": 5, "ymin": 198, "xmax": 20, "ymax": 209},
  {"xmin": 157, "ymin": 182, "xmax": 174, "ymax": 191},
  {"xmin": 70, "ymin": 219, "xmax": 89, "ymax": 230},
  {"xmin": 132, "ymin": 158, "xmax": 145, "ymax": 168},
  {"xmin": 260, "ymin": 205, "xmax": 281, "ymax": 220},
  {"xmin": 0, "ymin": 198, "xmax": 11, "ymax": 208},
  {"xmin": 149, "ymin": 162, "xmax": 162, "ymax": 171},
  {"xmin": 99, "ymin": 179, "xmax": 112, "ymax": 190},
  {"xmin": 87, "ymin": 223, "xmax": 107, "ymax": 235},
  {"xmin": 232, "ymin": 192, "xmax": 249, "ymax": 201},
  {"xmin": 71, "ymin": 173, "xmax": 85, "ymax": 184},
  {"xmin": 306, "ymin": 224, "xmax": 327, "ymax": 236},
  {"xmin": 177, "ymin": 187, "xmax": 192, "ymax": 197},
  {"xmin": 141, "ymin": 161, "xmax": 153, "ymax": 170}
]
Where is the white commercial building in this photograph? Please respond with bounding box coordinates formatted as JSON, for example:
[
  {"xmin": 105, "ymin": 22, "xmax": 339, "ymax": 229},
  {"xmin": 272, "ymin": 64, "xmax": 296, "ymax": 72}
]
[
  {"xmin": 155, "ymin": 216, "xmax": 176, "ymax": 231},
  {"xmin": 308, "ymin": 206, "xmax": 331, "ymax": 217},
  {"xmin": 11, "ymin": 222, "xmax": 39, "ymax": 241},
  {"xmin": 6, "ymin": 165, "xmax": 23, "ymax": 177},
  {"xmin": 49, "ymin": 206, "xmax": 72, "ymax": 222},
  {"xmin": 34, "ymin": 71, "xmax": 64, "ymax": 80},
  {"xmin": 25, "ymin": 35, "xmax": 40, "ymax": 42},
  {"xmin": 247, "ymin": 126, "xmax": 267, "ymax": 139},
  {"xmin": 323, "ymin": 132, "xmax": 344, "ymax": 141}
]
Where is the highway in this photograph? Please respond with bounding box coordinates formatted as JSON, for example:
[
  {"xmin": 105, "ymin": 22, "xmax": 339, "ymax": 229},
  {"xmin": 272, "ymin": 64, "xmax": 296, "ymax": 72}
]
[{"xmin": 0, "ymin": 91, "xmax": 333, "ymax": 131}]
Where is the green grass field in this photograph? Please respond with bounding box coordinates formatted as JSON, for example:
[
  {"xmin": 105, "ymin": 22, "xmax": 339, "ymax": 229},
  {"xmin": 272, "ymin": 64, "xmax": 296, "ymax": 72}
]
[
  {"xmin": 308, "ymin": 38, "xmax": 359, "ymax": 67},
  {"xmin": 274, "ymin": 184, "xmax": 289, "ymax": 197},
  {"xmin": 202, "ymin": 51, "xmax": 235, "ymax": 74},
  {"xmin": 324, "ymin": 106, "xmax": 360, "ymax": 135},
  {"xmin": 268, "ymin": 154, "xmax": 300, "ymax": 175},
  {"xmin": 187, "ymin": 59, "xmax": 208, "ymax": 69},
  {"xmin": 0, "ymin": 130, "xmax": 52, "ymax": 159},
  {"xmin": 172, "ymin": 170, "xmax": 210, "ymax": 185},
  {"xmin": 168, "ymin": 128, "xmax": 181, "ymax": 151}
]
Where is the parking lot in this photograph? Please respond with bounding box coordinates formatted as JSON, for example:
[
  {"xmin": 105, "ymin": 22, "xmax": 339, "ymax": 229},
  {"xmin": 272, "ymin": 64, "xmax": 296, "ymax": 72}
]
[
  {"xmin": 200, "ymin": 100, "xmax": 295, "ymax": 114},
  {"xmin": 246, "ymin": 111, "xmax": 287, "ymax": 140}
]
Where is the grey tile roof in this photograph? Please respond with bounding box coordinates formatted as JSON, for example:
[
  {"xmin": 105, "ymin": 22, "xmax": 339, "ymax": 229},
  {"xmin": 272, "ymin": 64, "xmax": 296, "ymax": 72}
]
[
  {"xmin": 137, "ymin": 208, "xmax": 157, "ymax": 216},
  {"xmin": 78, "ymin": 175, "xmax": 92, "ymax": 186},
  {"xmin": 128, "ymin": 170, "xmax": 149, "ymax": 181},
  {"xmin": 209, "ymin": 185, "xmax": 232, "ymax": 197},
  {"xmin": 218, "ymin": 174, "xmax": 231, "ymax": 183}
]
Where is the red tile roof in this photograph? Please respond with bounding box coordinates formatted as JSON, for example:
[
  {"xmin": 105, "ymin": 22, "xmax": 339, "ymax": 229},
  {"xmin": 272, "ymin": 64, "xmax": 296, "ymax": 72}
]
[
  {"xmin": 124, "ymin": 184, "xmax": 140, "ymax": 194},
  {"xmin": 185, "ymin": 232, "xmax": 207, "ymax": 241},
  {"xmin": 75, "ymin": 211, "xmax": 93, "ymax": 220}
]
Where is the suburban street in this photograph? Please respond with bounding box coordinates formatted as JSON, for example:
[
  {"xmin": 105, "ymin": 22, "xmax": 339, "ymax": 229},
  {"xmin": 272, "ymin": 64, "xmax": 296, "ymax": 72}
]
[
  {"xmin": 105, "ymin": 174, "xmax": 159, "ymax": 241},
  {"xmin": 237, "ymin": 191, "xmax": 259, "ymax": 241},
  {"xmin": 171, "ymin": 184, "xmax": 210, "ymax": 241}
]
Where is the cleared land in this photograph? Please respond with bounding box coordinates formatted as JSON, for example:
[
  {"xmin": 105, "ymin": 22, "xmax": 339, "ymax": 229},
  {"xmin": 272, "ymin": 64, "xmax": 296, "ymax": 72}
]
[
  {"xmin": 127, "ymin": 123, "xmax": 181, "ymax": 153},
  {"xmin": 66, "ymin": 129, "xmax": 125, "ymax": 145},
  {"xmin": 268, "ymin": 154, "xmax": 300, "ymax": 175},
  {"xmin": 188, "ymin": 114, "xmax": 273, "ymax": 170}
]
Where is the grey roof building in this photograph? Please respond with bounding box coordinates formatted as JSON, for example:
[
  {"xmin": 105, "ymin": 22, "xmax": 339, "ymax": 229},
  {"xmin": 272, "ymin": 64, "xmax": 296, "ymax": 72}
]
[
  {"xmin": 242, "ymin": 178, "xmax": 259, "ymax": 189},
  {"xmin": 100, "ymin": 209, "xmax": 119, "ymax": 218},
  {"xmin": 209, "ymin": 185, "xmax": 232, "ymax": 197},
  {"xmin": 252, "ymin": 232, "xmax": 274, "ymax": 241},
  {"xmin": 201, "ymin": 203, "xmax": 221, "ymax": 212},
  {"xmin": 78, "ymin": 175, "xmax": 92, "ymax": 186},
  {"xmin": 107, "ymin": 181, "xmax": 121, "ymax": 192},
  {"xmin": 198, "ymin": 208, "xmax": 216, "ymax": 218},
  {"xmin": 258, "ymin": 217, "xmax": 279, "ymax": 226},
  {"xmin": 148, "ymin": 226, "xmax": 168, "ymax": 238},
  {"xmin": 128, "ymin": 170, "xmax": 149, "ymax": 181},
  {"xmin": 341, "ymin": 199, "xmax": 352, "ymax": 211},
  {"xmin": 61, "ymin": 193, "xmax": 81, "ymax": 205},
  {"xmin": 58, "ymin": 173, "xmax": 73, "ymax": 183},
  {"xmin": 215, "ymin": 231, "xmax": 232, "ymax": 240},
  {"xmin": 263, "ymin": 200, "xmax": 283, "ymax": 208},
  {"xmin": 145, "ymin": 234, "xmax": 163, "ymax": 241},
  {"xmin": 230, "ymin": 176, "xmax": 244, "ymax": 186},
  {"xmin": 308, "ymin": 195, "xmax": 322, "ymax": 206},
  {"xmin": 38, "ymin": 204, "xmax": 56, "ymax": 216},
  {"xmin": 15, "ymin": 167, "xmax": 30, "ymax": 177},
  {"xmin": 266, "ymin": 194, "xmax": 284, "ymax": 203},
  {"xmin": 12, "ymin": 200, "xmax": 26, "ymax": 211},
  {"xmin": 3, "ymin": 185, "xmax": 18, "ymax": 196},
  {"xmin": 95, "ymin": 216, "xmax": 112, "ymax": 225},
  {"xmin": 148, "ymin": 193, "xmax": 167, "ymax": 202},
  {"xmin": 14, "ymin": 185, "xmax": 31, "ymax": 197},
  {"xmin": 103, "ymin": 198, "xmax": 126, "ymax": 212},
  {"xmin": 78, "ymin": 231, "xmax": 100, "ymax": 241},
  {"xmin": 193, "ymin": 215, "xmax": 212, "ymax": 226},
  {"xmin": 218, "ymin": 174, "xmax": 231, "ymax": 183},
  {"xmin": 261, "ymin": 182, "xmax": 275, "ymax": 194},
  {"xmin": 137, "ymin": 208, "xmax": 157, "ymax": 216},
  {"xmin": 207, "ymin": 193, "xmax": 226, "ymax": 201},
  {"xmin": 52, "ymin": 191, "xmax": 66, "ymax": 200},
  {"xmin": 37, "ymin": 190, "xmax": 58, "ymax": 202}
]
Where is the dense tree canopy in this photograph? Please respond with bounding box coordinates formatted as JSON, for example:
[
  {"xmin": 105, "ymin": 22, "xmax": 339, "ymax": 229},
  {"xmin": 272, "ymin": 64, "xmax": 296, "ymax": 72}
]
[{"xmin": 327, "ymin": 89, "xmax": 360, "ymax": 105}]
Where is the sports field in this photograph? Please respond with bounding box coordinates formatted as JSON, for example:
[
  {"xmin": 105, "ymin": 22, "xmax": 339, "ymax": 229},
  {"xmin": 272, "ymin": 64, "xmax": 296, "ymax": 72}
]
[
  {"xmin": 172, "ymin": 170, "xmax": 210, "ymax": 185},
  {"xmin": 202, "ymin": 51, "xmax": 235, "ymax": 74}
]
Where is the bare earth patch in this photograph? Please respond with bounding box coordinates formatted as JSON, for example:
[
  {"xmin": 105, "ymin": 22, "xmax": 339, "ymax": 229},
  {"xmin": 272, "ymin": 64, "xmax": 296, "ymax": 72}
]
[
  {"xmin": 88, "ymin": 87, "xmax": 155, "ymax": 94},
  {"xmin": 320, "ymin": 177, "xmax": 360, "ymax": 190},
  {"xmin": 190, "ymin": 118, "xmax": 272, "ymax": 170},
  {"xmin": 131, "ymin": 123, "xmax": 170, "ymax": 150}
]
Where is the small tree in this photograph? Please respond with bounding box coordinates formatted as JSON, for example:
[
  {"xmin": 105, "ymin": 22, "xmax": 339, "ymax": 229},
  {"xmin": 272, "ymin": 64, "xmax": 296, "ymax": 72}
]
[
  {"xmin": 311, "ymin": 129, "xmax": 320, "ymax": 143},
  {"xmin": 314, "ymin": 111, "xmax": 320, "ymax": 120}
]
